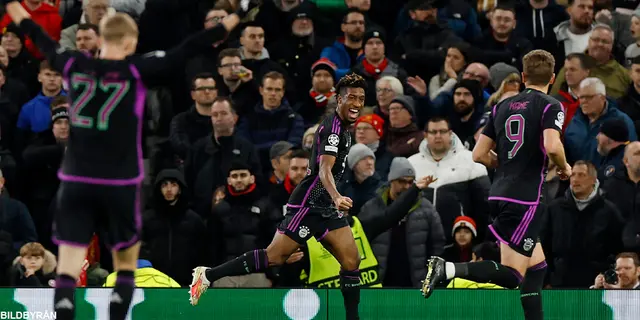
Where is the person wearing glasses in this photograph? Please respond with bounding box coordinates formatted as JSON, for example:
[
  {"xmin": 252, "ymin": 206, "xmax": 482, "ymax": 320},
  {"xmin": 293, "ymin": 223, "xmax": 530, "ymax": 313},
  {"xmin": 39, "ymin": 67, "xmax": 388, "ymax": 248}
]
[
  {"xmin": 320, "ymin": 9, "xmax": 366, "ymax": 79},
  {"xmin": 408, "ymin": 116, "xmax": 490, "ymax": 244}
]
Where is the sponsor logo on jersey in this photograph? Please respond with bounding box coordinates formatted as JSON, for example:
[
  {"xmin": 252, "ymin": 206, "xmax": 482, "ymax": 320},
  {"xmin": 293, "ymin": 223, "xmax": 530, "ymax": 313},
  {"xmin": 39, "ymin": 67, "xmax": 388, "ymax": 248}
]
[
  {"xmin": 555, "ymin": 112, "xmax": 564, "ymax": 129},
  {"xmin": 325, "ymin": 145, "xmax": 338, "ymax": 153}
]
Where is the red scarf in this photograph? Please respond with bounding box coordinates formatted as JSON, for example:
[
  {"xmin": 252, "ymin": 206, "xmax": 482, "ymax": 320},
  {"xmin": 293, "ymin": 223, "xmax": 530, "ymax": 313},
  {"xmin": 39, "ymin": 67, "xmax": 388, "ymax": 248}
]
[
  {"xmin": 283, "ymin": 174, "xmax": 296, "ymax": 194},
  {"xmin": 309, "ymin": 88, "xmax": 336, "ymax": 108},
  {"xmin": 227, "ymin": 183, "xmax": 257, "ymax": 196},
  {"xmin": 362, "ymin": 58, "xmax": 389, "ymax": 79}
]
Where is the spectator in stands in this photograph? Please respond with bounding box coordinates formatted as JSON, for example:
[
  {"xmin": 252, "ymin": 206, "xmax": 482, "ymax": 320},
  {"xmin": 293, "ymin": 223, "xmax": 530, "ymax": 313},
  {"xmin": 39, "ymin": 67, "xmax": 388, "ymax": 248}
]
[
  {"xmin": 515, "ymin": 0, "xmax": 568, "ymax": 61},
  {"xmin": 619, "ymin": 56, "xmax": 640, "ymax": 134},
  {"xmin": 592, "ymin": 252, "xmax": 640, "ymax": 289},
  {"xmin": 447, "ymin": 79, "xmax": 485, "ymax": 143},
  {"xmin": 184, "ymin": 4, "xmax": 233, "ymax": 90},
  {"xmin": 169, "ymin": 73, "xmax": 217, "ymax": 162},
  {"xmin": 372, "ymin": 75, "xmax": 403, "ymax": 133},
  {"xmin": 354, "ymin": 114, "xmax": 392, "ymax": 179},
  {"xmin": 359, "ymin": 157, "xmax": 446, "ymax": 288},
  {"xmin": 385, "ymin": 95, "xmax": 422, "ymax": 157},
  {"xmin": 269, "ymin": 3, "xmax": 332, "ymax": 104},
  {"xmin": 625, "ymin": 10, "xmax": 640, "ymax": 66},
  {"xmin": 268, "ymin": 141, "xmax": 294, "ymax": 185},
  {"xmin": 428, "ymin": 42, "xmax": 470, "ymax": 100},
  {"xmin": 302, "ymin": 125, "xmax": 318, "ymax": 151},
  {"xmin": 472, "ymin": 4, "xmax": 533, "ymax": 71},
  {"xmin": 1, "ymin": 24, "xmax": 39, "ymax": 97},
  {"xmin": 486, "ymin": 67, "xmax": 521, "ymax": 108},
  {"xmin": 16, "ymin": 61, "xmax": 65, "ymax": 134},
  {"xmin": 597, "ymin": 118, "xmax": 629, "ymax": 181},
  {"xmin": 142, "ymin": 169, "xmax": 207, "ymax": 286},
  {"xmin": 394, "ymin": 0, "xmax": 460, "ymax": 80},
  {"xmin": 446, "ymin": 241, "xmax": 503, "ymax": 288},
  {"xmin": 296, "ymin": 59, "xmax": 337, "ymax": 127},
  {"xmin": 239, "ymin": 23, "xmax": 293, "ymax": 98},
  {"xmin": 74, "ymin": 23, "xmax": 99, "ymax": 56},
  {"xmin": 593, "ymin": 0, "xmax": 634, "ymax": 59},
  {"xmin": 339, "ymin": 143, "xmax": 383, "ymax": 215},
  {"xmin": 209, "ymin": 161, "xmax": 280, "ymax": 288},
  {"xmin": 59, "ymin": 0, "xmax": 111, "ymax": 50},
  {"xmin": 554, "ymin": 0, "xmax": 595, "ymax": 57},
  {"xmin": 553, "ymin": 24, "xmax": 631, "ymax": 98},
  {"xmin": 0, "ymin": 168, "xmax": 37, "ymax": 251},
  {"xmin": 267, "ymin": 149, "xmax": 309, "ymax": 212},
  {"xmin": 544, "ymin": 160, "xmax": 624, "ymax": 288},
  {"xmin": 431, "ymin": 63, "xmax": 491, "ymax": 115},
  {"xmin": 553, "ymin": 53, "xmax": 594, "ymax": 132},
  {"xmin": 215, "ymin": 48, "xmax": 260, "ymax": 117},
  {"xmin": 564, "ymin": 77, "xmax": 636, "ymax": 165},
  {"xmin": 0, "ymin": 64, "xmax": 28, "ymax": 153},
  {"xmin": 185, "ymin": 97, "xmax": 262, "ymax": 217},
  {"xmin": 352, "ymin": 29, "xmax": 408, "ymax": 106},
  {"xmin": 436, "ymin": 0, "xmax": 482, "ymax": 42},
  {"xmin": 408, "ymin": 117, "xmax": 490, "ymax": 242},
  {"xmin": 10, "ymin": 242, "xmax": 56, "ymax": 287},
  {"xmin": 237, "ymin": 71, "xmax": 304, "ymax": 169},
  {"xmin": 443, "ymin": 216, "xmax": 478, "ymax": 263},
  {"xmin": 343, "ymin": 0, "xmax": 381, "ymax": 32},
  {"xmin": 21, "ymin": 105, "xmax": 68, "ymax": 251},
  {"xmin": 320, "ymin": 9, "xmax": 365, "ymax": 79},
  {"xmin": 605, "ymin": 142, "xmax": 640, "ymax": 252},
  {"xmin": 0, "ymin": 0, "xmax": 62, "ymax": 60}
]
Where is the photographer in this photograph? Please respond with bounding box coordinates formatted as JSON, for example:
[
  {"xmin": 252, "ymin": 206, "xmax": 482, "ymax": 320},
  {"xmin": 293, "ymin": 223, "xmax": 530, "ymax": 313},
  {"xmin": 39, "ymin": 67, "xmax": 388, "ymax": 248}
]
[{"xmin": 591, "ymin": 252, "xmax": 640, "ymax": 289}]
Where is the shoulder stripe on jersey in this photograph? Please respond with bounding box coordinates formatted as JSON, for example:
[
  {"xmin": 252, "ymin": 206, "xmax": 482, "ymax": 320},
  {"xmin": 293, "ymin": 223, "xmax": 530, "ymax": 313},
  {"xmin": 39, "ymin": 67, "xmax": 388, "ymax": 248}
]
[
  {"xmin": 542, "ymin": 103, "xmax": 552, "ymax": 117},
  {"xmin": 316, "ymin": 125, "xmax": 324, "ymax": 163},
  {"xmin": 332, "ymin": 116, "xmax": 341, "ymax": 134},
  {"xmin": 62, "ymin": 57, "xmax": 76, "ymax": 82},
  {"xmin": 492, "ymin": 104, "xmax": 497, "ymax": 117}
]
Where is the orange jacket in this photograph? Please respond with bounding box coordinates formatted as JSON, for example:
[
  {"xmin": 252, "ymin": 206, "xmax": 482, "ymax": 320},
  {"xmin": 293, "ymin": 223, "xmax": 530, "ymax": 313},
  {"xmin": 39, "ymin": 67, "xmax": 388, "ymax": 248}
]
[{"xmin": 0, "ymin": 1, "xmax": 62, "ymax": 60}]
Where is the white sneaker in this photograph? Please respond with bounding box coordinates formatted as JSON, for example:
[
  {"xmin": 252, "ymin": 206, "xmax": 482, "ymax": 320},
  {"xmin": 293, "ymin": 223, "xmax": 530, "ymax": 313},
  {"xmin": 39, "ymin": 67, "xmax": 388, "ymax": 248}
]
[{"xmin": 189, "ymin": 267, "xmax": 211, "ymax": 306}]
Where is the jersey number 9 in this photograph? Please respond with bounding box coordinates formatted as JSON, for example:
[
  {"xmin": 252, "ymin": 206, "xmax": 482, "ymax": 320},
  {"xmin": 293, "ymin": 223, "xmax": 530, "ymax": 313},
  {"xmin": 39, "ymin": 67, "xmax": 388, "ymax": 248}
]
[
  {"xmin": 70, "ymin": 73, "xmax": 130, "ymax": 131},
  {"xmin": 505, "ymin": 114, "xmax": 525, "ymax": 159}
]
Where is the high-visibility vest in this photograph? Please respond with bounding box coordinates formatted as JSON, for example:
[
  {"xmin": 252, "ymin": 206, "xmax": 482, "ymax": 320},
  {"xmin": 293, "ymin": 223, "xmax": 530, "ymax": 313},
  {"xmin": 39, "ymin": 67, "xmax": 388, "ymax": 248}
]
[{"xmin": 301, "ymin": 216, "xmax": 382, "ymax": 288}]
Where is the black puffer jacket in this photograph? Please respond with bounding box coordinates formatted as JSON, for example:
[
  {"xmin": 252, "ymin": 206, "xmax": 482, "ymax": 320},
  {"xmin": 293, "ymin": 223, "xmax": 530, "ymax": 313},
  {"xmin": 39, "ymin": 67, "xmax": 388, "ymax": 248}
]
[
  {"xmin": 358, "ymin": 184, "xmax": 446, "ymax": 287},
  {"xmin": 143, "ymin": 169, "xmax": 207, "ymax": 286}
]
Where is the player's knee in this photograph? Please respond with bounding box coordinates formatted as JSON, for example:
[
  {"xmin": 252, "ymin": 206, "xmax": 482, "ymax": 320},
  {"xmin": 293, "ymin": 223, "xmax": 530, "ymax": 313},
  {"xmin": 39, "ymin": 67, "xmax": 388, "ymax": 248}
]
[
  {"xmin": 265, "ymin": 247, "xmax": 288, "ymax": 266},
  {"xmin": 341, "ymin": 254, "xmax": 361, "ymax": 271}
]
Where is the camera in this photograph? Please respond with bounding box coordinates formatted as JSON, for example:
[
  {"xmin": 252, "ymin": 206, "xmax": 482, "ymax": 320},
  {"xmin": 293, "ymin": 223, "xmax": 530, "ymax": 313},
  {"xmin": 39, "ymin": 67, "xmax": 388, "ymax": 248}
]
[{"xmin": 603, "ymin": 268, "xmax": 618, "ymax": 285}]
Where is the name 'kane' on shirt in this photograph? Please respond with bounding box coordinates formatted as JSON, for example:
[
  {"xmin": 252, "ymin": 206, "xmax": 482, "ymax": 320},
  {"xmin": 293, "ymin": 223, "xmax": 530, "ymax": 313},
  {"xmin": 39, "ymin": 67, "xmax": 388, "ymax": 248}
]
[
  {"xmin": 482, "ymin": 89, "xmax": 564, "ymax": 204},
  {"xmin": 288, "ymin": 113, "xmax": 351, "ymax": 209}
]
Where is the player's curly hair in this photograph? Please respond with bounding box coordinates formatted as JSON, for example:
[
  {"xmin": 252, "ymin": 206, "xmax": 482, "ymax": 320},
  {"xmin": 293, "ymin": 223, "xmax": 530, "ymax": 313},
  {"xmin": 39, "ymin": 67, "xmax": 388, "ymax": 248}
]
[{"xmin": 335, "ymin": 73, "xmax": 368, "ymax": 96}]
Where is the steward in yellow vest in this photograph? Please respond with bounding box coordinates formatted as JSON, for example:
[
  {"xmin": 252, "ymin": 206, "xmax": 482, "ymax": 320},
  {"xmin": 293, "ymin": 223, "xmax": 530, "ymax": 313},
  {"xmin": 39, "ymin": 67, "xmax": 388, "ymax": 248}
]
[{"xmin": 103, "ymin": 260, "xmax": 181, "ymax": 288}]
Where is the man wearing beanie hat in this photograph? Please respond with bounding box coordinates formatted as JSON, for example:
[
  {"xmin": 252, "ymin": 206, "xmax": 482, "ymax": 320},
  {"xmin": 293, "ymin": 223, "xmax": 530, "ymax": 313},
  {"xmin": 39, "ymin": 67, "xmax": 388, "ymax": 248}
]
[
  {"xmin": 597, "ymin": 118, "xmax": 629, "ymax": 180},
  {"xmin": 386, "ymin": 95, "xmax": 423, "ymax": 157},
  {"xmin": 297, "ymin": 58, "xmax": 338, "ymax": 126},
  {"xmin": 337, "ymin": 143, "xmax": 383, "ymax": 215},
  {"xmin": 443, "ymin": 216, "xmax": 477, "ymax": 263},
  {"xmin": 489, "ymin": 62, "xmax": 521, "ymax": 91},
  {"xmin": 352, "ymin": 28, "xmax": 408, "ymax": 106},
  {"xmin": 354, "ymin": 113, "xmax": 393, "ymax": 178},
  {"xmin": 471, "ymin": 4, "xmax": 533, "ymax": 71},
  {"xmin": 450, "ymin": 79, "xmax": 485, "ymax": 142},
  {"xmin": 50, "ymin": 106, "xmax": 70, "ymax": 143},
  {"xmin": 358, "ymin": 157, "xmax": 445, "ymax": 287}
]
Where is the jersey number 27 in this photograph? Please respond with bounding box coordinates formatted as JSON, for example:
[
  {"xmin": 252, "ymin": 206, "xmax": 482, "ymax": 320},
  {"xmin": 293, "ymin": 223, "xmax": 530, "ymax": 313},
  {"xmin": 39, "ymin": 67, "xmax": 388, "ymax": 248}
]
[
  {"xmin": 70, "ymin": 73, "xmax": 130, "ymax": 130},
  {"xmin": 505, "ymin": 114, "xmax": 525, "ymax": 159}
]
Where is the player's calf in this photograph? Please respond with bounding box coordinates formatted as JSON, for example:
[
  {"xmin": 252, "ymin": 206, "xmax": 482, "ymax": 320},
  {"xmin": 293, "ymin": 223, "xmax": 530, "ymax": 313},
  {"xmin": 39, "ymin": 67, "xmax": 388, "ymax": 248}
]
[
  {"xmin": 520, "ymin": 261, "xmax": 547, "ymax": 320},
  {"xmin": 110, "ymin": 243, "xmax": 140, "ymax": 320},
  {"xmin": 340, "ymin": 269, "xmax": 361, "ymax": 320}
]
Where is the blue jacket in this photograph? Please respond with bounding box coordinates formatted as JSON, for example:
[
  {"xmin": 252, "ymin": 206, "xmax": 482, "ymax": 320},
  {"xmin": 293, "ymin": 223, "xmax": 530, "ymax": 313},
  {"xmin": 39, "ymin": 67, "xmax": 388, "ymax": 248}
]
[
  {"xmin": 565, "ymin": 101, "xmax": 637, "ymax": 165},
  {"xmin": 394, "ymin": 2, "xmax": 481, "ymax": 42},
  {"xmin": 17, "ymin": 91, "xmax": 67, "ymax": 133},
  {"xmin": 320, "ymin": 40, "xmax": 364, "ymax": 79}
]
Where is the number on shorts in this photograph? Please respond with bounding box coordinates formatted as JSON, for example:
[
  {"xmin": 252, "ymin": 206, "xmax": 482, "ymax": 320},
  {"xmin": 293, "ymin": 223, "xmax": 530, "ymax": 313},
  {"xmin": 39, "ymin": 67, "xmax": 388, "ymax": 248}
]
[
  {"xmin": 505, "ymin": 114, "xmax": 525, "ymax": 159},
  {"xmin": 71, "ymin": 73, "xmax": 130, "ymax": 131}
]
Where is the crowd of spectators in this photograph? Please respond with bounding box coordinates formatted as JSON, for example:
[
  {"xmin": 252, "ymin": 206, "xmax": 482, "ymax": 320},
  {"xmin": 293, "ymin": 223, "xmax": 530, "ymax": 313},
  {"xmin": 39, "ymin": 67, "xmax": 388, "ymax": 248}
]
[{"xmin": 0, "ymin": 0, "xmax": 638, "ymax": 290}]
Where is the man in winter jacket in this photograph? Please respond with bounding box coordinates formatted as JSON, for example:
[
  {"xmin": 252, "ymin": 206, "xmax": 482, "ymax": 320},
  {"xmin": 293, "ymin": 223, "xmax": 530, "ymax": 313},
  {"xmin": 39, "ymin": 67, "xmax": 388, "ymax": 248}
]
[
  {"xmin": 320, "ymin": 9, "xmax": 365, "ymax": 79},
  {"xmin": 338, "ymin": 143, "xmax": 384, "ymax": 216},
  {"xmin": 359, "ymin": 157, "xmax": 446, "ymax": 287},
  {"xmin": 353, "ymin": 113, "xmax": 392, "ymax": 179},
  {"xmin": 143, "ymin": 169, "xmax": 207, "ymax": 286},
  {"xmin": 544, "ymin": 160, "xmax": 624, "ymax": 288},
  {"xmin": 408, "ymin": 117, "xmax": 490, "ymax": 242},
  {"xmin": 209, "ymin": 161, "xmax": 281, "ymax": 287},
  {"xmin": 553, "ymin": 53, "xmax": 593, "ymax": 133},
  {"xmin": 185, "ymin": 97, "xmax": 262, "ymax": 216},
  {"xmin": 0, "ymin": 0, "xmax": 61, "ymax": 59}
]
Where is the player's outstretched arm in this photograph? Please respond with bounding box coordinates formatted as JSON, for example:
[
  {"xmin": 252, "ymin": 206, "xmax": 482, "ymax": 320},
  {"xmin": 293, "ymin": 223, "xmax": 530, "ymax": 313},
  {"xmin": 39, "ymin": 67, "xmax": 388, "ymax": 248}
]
[{"xmin": 472, "ymin": 134, "xmax": 498, "ymax": 169}]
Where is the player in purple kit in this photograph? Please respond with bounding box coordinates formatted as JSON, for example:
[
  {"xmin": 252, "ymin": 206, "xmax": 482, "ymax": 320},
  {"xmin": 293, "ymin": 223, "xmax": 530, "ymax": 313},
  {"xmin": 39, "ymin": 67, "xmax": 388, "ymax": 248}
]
[
  {"xmin": 189, "ymin": 74, "xmax": 367, "ymax": 319},
  {"xmin": 420, "ymin": 50, "xmax": 572, "ymax": 320},
  {"xmin": 2, "ymin": 0, "xmax": 258, "ymax": 319}
]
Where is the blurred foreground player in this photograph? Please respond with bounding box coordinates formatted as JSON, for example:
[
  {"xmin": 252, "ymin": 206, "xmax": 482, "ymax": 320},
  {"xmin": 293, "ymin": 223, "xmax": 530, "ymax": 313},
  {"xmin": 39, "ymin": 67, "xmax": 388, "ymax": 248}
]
[
  {"xmin": 190, "ymin": 74, "xmax": 367, "ymax": 319},
  {"xmin": 3, "ymin": 0, "xmax": 259, "ymax": 319},
  {"xmin": 421, "ymin": 50, "xmax": 572, "ymax": 320}
]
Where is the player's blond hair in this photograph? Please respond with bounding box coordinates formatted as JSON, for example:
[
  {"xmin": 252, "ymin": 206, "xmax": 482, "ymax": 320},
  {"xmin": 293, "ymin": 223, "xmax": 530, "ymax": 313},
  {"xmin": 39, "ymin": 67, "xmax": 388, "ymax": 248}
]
[
  {"xmin": 522, "ymin": 50, "xmax": 555, "ymax": 86},
  {"xmin": 99, "ymin": 13, "xmax": 139, "ymax": 44}
]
